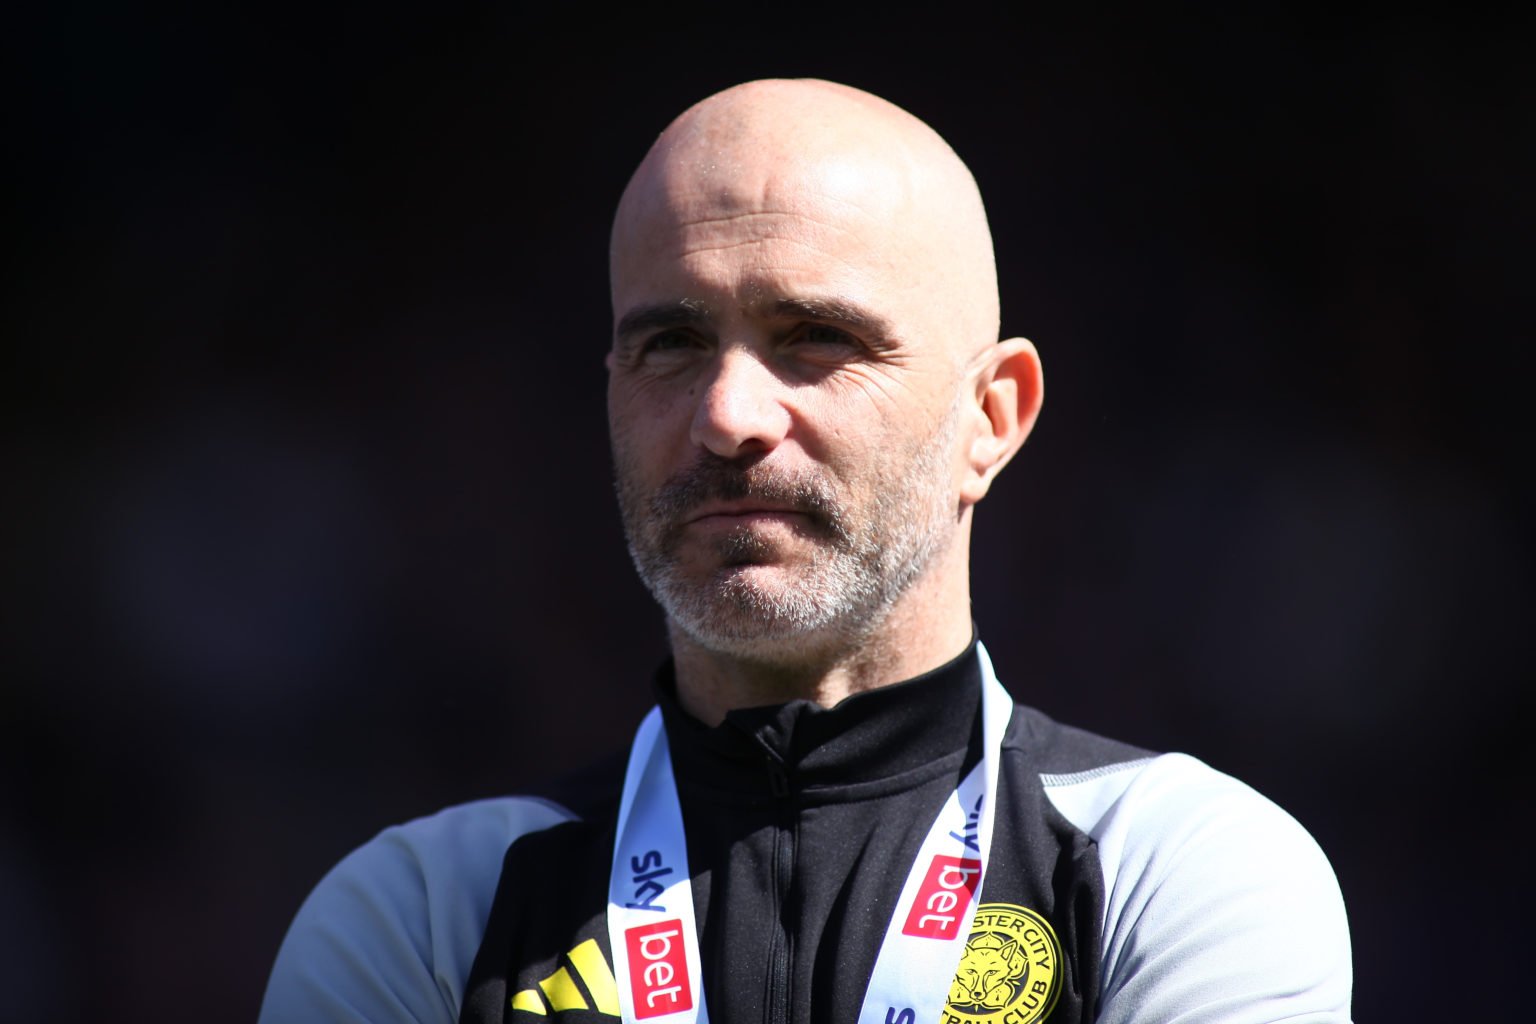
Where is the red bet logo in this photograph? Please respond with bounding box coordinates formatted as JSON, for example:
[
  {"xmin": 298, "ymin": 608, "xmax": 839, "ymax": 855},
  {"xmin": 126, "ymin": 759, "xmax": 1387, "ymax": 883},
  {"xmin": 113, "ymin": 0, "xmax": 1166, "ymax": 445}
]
[
  {"xmin": 901, "ymin": 855, "xmax": 981, "ymax": 940},
  {"xmin": 625, "ymin": 919, "xmax": 693, "ymax": 1018}
]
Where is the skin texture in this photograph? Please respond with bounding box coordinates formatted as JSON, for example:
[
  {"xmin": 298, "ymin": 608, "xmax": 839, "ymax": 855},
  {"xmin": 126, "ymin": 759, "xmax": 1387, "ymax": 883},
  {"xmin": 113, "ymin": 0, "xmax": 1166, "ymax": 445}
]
[{"xmin": 608, "ymin": 80, "xmax": 1043, "ymax": 725}]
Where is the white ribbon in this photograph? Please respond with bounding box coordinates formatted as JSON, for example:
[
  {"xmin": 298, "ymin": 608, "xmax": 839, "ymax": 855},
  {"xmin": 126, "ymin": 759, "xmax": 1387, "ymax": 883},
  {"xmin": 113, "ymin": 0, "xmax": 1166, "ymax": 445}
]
[
  {"xmin": 607, "ymin": 709, "xmax": 711, "ymax": 1023},
  {"xmin": 607, "ymin": 645, "xmax": 1012, "ymax": 1024}
]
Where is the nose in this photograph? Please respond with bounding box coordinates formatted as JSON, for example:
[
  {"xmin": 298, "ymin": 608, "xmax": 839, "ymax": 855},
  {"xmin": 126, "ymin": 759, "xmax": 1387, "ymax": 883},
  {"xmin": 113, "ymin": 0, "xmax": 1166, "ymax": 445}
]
[{"xmin": 689, "ymin": 347, "xmax": 791, "ymax": 459}]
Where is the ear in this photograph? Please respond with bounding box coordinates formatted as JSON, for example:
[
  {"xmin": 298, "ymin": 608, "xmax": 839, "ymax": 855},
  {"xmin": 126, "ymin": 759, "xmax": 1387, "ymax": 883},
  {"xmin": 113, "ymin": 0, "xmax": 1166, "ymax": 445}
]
[{"xmin": 960, "ymin": 337, "xmax": 1043, "ymax": 507}]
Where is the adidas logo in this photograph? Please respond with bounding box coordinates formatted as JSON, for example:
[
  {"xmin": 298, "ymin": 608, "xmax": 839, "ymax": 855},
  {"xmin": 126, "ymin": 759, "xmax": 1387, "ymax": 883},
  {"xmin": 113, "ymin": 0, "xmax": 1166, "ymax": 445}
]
[{"xmin": 510, "ymin": 938, "xmax": 619, "ymax": 1017}]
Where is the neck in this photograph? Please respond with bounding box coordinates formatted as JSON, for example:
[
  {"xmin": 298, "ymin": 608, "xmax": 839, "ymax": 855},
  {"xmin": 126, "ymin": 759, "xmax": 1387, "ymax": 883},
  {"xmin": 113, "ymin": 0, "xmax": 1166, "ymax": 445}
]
[{"xmin": 668, "ymin": 553, "xmax": 975, "ymax": 727}]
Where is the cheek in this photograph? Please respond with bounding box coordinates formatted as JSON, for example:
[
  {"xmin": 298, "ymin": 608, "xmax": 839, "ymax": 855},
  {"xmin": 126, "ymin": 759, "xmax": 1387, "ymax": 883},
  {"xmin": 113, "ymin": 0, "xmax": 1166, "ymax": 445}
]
[
  {"xmin": 608, "ymin": 379, "xmax": 693, "ymax": 483},
  {"xmin": 610, "ymin": 371, "xmax": 673, "ymax": 431},
  {"xmin": 609, "ymin": 365, "xmax": 702, "ymax": 422},
  {"xmin": 609, "ymin": 418, "xmax": 663, "ymax": 496},
  {"xmin": 794, "ymin": 388, "xmax": 947, "ymax": 465}
]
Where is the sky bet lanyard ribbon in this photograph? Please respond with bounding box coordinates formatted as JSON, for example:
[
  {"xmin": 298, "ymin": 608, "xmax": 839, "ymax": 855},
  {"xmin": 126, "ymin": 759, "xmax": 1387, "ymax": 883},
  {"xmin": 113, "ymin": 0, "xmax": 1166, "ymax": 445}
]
[{"xmin": 607, "ymin": 645, "xmax": 1014, "ymax": 1024}]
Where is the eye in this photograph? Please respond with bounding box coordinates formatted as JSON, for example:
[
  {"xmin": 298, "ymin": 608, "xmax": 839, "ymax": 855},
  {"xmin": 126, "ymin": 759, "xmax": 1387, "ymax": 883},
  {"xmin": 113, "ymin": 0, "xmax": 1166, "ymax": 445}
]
[
  {"xmin": 794, "ymin": 323, "xmax": 861, "ymax": 351},
  {"xmin": 643, "ymin": 329, "xmax": 701, "ymax": 353},
  {"xmin": 645, "ymin": 334, "xmax": 694, "ymax": 354}
]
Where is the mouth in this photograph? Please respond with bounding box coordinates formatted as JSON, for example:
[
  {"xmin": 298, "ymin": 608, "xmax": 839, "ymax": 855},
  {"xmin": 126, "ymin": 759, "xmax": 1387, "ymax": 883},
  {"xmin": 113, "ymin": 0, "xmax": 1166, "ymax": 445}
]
[{"xmin": 684, "ymin": 502, "xmax": 809, "ymax": 527}]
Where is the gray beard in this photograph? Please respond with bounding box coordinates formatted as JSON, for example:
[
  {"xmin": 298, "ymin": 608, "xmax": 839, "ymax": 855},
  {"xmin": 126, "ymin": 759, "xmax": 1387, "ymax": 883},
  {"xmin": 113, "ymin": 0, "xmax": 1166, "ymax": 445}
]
[{"xmin": 613, "ymin": 405, "xmax": 959, "ymax": 659}]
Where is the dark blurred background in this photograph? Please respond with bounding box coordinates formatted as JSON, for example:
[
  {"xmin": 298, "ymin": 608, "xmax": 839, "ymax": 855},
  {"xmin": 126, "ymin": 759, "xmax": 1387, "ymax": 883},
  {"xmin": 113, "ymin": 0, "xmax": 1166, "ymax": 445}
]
[{"xmin": 3, "ymin": 7, "xmax": 1531, "ymax": 1021}]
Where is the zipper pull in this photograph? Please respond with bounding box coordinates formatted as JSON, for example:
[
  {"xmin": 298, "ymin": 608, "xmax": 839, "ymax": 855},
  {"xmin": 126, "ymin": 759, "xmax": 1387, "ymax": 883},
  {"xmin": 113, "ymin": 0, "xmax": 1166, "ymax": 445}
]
[{"xmin": 766, "ymin": 760, "xmax": 789, "ymax": 798}]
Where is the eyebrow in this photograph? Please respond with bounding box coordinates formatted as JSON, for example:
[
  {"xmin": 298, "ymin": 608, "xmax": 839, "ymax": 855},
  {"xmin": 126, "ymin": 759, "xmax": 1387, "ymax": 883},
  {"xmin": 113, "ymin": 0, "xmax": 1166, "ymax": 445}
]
[
  {"xmin": 613, "ymin": 294, "xmax": 899, "ymax": 351},
  {"xmin": 765, "ymin": 297, "xmax": 896, "ymax": 342},
  {"xmin": 614, "ymin": 299, "xmax": 713, "ymax": 340}
]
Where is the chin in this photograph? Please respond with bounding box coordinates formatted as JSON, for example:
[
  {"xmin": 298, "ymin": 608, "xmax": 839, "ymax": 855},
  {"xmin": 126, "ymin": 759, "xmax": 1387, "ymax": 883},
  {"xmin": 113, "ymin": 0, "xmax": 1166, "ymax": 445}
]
[
  {"xmin": 671, "ymin": 614, "xmax": 856, "ymax": 666},
  {"xmin": 633, "ymin": 521, "xmax": 947, "ymax": 663},
  {"xmin": 658, "ymin": 567, "xmax": 881, "ymax": 661}
]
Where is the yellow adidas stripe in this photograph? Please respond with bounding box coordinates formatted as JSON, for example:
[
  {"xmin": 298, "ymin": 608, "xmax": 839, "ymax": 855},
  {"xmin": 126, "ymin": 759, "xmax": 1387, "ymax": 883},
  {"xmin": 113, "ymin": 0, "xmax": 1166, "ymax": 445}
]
[
  {"xmin": 538, "ymin": 966, "xmax": 587, "ymax": 1011},
  {"xmin": 510, "ymin": 938, "xmax": 621, "ymax": 1017},
  {"xmin": 509, "ymin": 988, "xmax": 546, "ymax": 1014},
  {"xmin": 568, "ymin": 938, "xmax": 620, "ymax": 1014}
]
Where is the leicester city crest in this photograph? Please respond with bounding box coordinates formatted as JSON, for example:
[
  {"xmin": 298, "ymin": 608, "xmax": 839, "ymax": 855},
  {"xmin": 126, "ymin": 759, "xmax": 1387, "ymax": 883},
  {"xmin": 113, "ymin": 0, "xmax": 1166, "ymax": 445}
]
[{"xmin": 944, "ymin": 903, "xmax": 1062, "ymax": 1023}]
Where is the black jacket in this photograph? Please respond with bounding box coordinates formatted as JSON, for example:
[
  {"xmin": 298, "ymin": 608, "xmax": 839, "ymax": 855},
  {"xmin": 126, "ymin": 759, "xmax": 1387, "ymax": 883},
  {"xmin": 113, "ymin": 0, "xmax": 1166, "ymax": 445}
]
[
  {"xmin": 260, "ymin": 642, "xmax": 1353, "ymax": 1024},
  {"xmin": 467, "ymin": 645, "xmax": 1127, "ymax": 1023}
]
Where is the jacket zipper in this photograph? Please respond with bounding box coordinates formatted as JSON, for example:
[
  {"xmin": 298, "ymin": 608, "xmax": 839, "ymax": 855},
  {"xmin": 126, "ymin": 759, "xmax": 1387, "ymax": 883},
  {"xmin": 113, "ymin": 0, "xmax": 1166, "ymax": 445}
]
[{"xmin": 765, "ymin": 758, "xmax": 793, "ymax": 1024}]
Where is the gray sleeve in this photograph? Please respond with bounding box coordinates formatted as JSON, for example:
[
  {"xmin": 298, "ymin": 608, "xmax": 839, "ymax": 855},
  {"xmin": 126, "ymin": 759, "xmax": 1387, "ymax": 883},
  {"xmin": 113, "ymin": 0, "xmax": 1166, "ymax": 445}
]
[
  {"xmin": 258, "ymin": 797, "xmax": 576, "ymax": 1024},
  {"xmin": 1045, "ymin": 753, "xmax": 1353, "ymax": 1023}
]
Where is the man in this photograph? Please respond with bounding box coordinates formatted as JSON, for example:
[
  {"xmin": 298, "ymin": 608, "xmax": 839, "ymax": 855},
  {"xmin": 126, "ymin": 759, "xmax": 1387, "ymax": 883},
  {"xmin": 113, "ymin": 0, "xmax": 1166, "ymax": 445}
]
[{"xmin": 260, "ymin": 80, "xmax": 1352, "ymax": 1023}]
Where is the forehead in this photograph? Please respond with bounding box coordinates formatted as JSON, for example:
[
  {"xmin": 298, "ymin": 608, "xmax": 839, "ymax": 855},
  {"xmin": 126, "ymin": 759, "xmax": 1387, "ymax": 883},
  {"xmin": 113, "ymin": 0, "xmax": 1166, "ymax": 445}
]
[{"xmin": 611, "ymin": 152, "xmax": 925, "ymax": 315}]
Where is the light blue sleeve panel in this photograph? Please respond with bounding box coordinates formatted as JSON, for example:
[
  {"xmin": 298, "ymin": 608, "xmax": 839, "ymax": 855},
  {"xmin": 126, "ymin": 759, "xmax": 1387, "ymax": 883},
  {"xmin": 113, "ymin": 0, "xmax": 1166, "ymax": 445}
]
[
  {"xmin": 1044, "ymin": 754, "xmax": 1353, "ymax": 1024},
  {"xmin": 258, "ymin": 797, "xmax": 577, "ymax": 1024}
]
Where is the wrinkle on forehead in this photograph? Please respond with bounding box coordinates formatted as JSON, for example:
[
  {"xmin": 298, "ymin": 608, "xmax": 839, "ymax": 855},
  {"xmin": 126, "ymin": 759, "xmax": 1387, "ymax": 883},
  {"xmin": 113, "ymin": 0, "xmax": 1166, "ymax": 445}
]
[
  {"xmin": 657, "ymin": 206, "xmax": 881, "ymax": 271},
  {"xmin": 611, "ymin": 79, "xmax": 1001, "ymax": 356}
]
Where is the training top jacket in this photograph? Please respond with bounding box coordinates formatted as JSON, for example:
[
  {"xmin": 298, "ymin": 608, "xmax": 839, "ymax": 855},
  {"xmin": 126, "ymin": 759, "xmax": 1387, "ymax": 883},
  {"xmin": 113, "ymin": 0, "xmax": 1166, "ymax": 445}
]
[{"xmin": 259, "ymin": 642, "xmax": 1353, "ymax": 1023}]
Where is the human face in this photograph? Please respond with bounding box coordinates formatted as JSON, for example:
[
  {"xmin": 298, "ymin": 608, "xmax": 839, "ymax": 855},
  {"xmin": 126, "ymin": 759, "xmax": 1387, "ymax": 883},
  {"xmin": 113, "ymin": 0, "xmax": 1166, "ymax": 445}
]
[{"xmin": 608, "ymin": 156, "xmax": 971, "ymax": 660}]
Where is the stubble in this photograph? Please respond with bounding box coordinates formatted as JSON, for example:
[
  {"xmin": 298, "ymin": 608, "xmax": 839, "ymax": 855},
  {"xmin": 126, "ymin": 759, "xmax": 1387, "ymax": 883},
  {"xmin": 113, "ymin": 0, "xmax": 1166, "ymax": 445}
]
[{"xmin": 613, "ymin": 403, "xmax": 961, "ymax": 660}]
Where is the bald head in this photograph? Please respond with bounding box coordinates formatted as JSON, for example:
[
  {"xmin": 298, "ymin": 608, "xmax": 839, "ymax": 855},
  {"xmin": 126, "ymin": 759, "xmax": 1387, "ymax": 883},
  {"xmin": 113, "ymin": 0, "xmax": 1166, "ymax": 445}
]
[
  {"xmin": 605, "ymin": 80, "xmax": 1044, "ymax": 693},
  {"xmin": 611, "ymin": 79, "xmax": 1001, "ymax": 361}
]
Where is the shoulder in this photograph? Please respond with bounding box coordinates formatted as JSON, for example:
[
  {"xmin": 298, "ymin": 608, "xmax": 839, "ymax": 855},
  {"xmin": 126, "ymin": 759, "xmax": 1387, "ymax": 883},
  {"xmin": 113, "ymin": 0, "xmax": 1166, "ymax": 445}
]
[
  {"xmin": 258, "ymin": 796, "xmax": 579, "ymax": 1024},
  {"xmin": 1045, "ymin": 752, "xmax": 1353, "ymax": 1022},
  {"xmin": 1006, "ymin": 702, "xmax": 1154, "ymax": 776}
]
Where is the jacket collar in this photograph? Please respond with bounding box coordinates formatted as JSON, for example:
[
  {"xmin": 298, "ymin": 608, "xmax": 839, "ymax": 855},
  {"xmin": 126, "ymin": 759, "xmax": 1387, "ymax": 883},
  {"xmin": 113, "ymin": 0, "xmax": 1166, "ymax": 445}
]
[{"xmin": 653, "ymin": 637, "xmax": 983, "ymax": 802}]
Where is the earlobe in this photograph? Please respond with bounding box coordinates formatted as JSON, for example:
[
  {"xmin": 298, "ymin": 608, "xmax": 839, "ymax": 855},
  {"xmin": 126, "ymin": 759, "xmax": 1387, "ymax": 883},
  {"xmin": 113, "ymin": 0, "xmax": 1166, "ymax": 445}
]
[{"xmin": 960, "ymin": 337, "xmax": 1043, "ymax": 506}]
